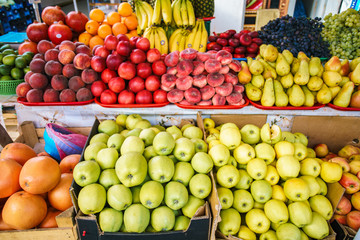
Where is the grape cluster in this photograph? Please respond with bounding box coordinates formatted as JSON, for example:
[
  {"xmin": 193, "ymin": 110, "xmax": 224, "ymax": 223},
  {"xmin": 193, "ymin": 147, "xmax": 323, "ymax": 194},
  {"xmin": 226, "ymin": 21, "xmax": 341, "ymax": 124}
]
[
  {"xmin": 322, "ymin": 8, "xmax": 360, "ymax": 59},
  {"xmin": 258, "ymin": 15, "xmax": 331, "ymax": 58}
]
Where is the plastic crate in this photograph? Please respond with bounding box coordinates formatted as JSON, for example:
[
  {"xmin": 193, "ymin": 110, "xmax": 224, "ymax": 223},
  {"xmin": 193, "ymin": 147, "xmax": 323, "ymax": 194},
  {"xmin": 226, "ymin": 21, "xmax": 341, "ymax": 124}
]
[{"xmin": 0, "ymin": 79, "xmax": 23, "ymax": 95}]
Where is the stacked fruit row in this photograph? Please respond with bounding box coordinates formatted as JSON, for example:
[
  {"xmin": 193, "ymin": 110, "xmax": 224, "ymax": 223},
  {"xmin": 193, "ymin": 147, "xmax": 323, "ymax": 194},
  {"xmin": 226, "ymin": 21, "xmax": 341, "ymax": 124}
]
[
  {"xmin": 0, "ymin": 143, "xmax": 79, "ymax": 230},
  {"xmin": 74, "ymin": 114, "xmax": 212, "ymax": 233}
]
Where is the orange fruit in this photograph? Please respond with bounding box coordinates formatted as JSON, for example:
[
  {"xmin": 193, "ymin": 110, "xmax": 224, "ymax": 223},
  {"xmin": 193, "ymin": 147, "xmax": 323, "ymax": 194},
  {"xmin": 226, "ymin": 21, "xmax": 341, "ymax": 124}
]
[
  {"xmin": 124, "ymin": 15, "xmax": 138, "ymax": 31},
  {"xmin": 85, "ymin": 20, "xmax": 99, "ymax": 35},
  {"xmin": 0, "ymin": 142, "xmax": 37, "ymax": 166},
  {"xmin": 112, "ymin": 22, "xmax": 128, "ymax": 36},
  {"xmin": 107, "ymin": 12, "xmax": 121, "ymax": 25},
  {"xmin": 78, "ymin": 32, "xmax": 92, "ymax": 46},
  {"xmin": 129, "ymin": 29, "xmax": 139, "ymax": 37},
  {"xmin": 89, "ymin": 8, "xmax": 105, "ymax": 23},
  {"xmin": 118, "ymin": 2, "xmax": 132, "ymax": 17},
  {"xmin": 98, "ymin": 24, "xmax": 112, "ymax": 39},
  {"xmin": 89, "ymin": 35, "xmax": 104, "ymax": 50}
]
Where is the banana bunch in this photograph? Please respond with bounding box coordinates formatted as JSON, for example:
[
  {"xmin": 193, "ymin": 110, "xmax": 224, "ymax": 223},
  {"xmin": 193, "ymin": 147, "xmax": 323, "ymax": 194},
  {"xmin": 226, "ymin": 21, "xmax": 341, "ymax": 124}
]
[
  {"xmin": 151, "ymin": 0, "xmax": 172, "ymax": 26},
  {"xmin": 135, "ymin": 0, "xmax": 154, "ymax": 35},
  {"xmin": 172, "ymin": 0, "xmax": 196, "ymax": 29},
  {"xmin": 143, "ymin": 26, "xmax": 169, "ymax": 54},
  {"xmin": 185, "ymin": 19, "xmax": 208, "ymax": 52},
  {"xmin": 169, "ymin": 28, "xmax": 190, "ymax": 52}
]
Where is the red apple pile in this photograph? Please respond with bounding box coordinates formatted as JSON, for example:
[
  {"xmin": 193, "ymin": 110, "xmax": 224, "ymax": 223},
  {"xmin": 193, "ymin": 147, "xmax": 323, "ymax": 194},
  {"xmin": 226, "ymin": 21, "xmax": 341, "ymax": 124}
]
[
  {"xmin": 91, "ymin": 34, "xmax": 168, "ymax": 105},
  {"xmin": 16, "ymin": 40, "xmax": 94, "ymax": 103},
  {"xmin": 161, "ymin": 48, "xmax": 245, "ymax": 106},
  {"xmin": 207, "ymin": 29, "xmax": 262, "ymax": 58}
]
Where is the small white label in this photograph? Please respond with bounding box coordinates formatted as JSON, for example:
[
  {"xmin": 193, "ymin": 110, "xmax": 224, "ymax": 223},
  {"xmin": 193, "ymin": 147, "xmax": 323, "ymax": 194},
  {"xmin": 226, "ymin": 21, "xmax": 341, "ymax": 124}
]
[{"xmin": 56, "ymin": 34, "xmax": 62, "ymax": 39}]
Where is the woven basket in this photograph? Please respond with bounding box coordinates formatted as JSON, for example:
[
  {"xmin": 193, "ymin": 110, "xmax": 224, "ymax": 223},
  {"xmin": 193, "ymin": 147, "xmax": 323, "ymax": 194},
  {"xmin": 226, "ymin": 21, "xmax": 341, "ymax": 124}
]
[{"xmin": 0, "ymin": 79, "xmax": 24, "ymax": 95}]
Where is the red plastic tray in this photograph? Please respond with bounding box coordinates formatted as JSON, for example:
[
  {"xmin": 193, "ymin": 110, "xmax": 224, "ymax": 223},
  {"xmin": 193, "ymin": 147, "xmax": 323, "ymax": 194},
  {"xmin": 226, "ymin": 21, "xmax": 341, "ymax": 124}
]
[
  {"xmin": 249, "ymin": 100, "xmax": 325, "ymax": 110},
  {"xmin": 17, "ymin": 97, "xmax": 94, "ymax": 106},
  {"xmin": 95, "ymin": 97, "xmax": 169, "ymax": 108},
  {"xmin": 175, "ymin": 98, "xmax": 249, "ymax": 109},
  {"xmin": 327, "ymin": 103, "xmax": 360, "ymax": 111}
]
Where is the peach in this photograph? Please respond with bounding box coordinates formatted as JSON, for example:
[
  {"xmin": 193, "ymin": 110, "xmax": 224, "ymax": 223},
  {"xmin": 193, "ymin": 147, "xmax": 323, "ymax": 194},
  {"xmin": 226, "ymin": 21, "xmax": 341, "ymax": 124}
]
[
  {"xmin": 207, "ymin": 50, "xmax": 217, "ymax": 59},
  {"xmin": 43, "ymin": 89, "xmax": 60, "ymax": 102},
  {"xmin": 76, "ymin": 87, "xmax": 93, "ymax": 102},
  {"xmin": 178, "ymin": 99, "xmax": 191, "ymax": 105},
  {"xmin": 44, "ymin": 49, "xmax": 59, "ymax": 62},
  {"xmin": 37, "ymin": 40, "xmax": 55, "ymax": 54},
  {"xmin": 198, "ymin": 100, "xmax": 212, "ymax": 106},
  {"xmin": 44, "ymin": 60, "xmax": 62, "ymax": 76},
  {"xmin": 58, "ymin": 49, "xmax": 76, "ymax": 65},
  {"xmin": 200, "ymin": 85, "xmax": 215, "ymax": 100},
  {"xmin": 59, "ymin": 40, "xmax": 76, "ymax": 52},
  {"xmin": 224, "ymin": 73, "xmax": 238, "ymax": 85},
  {"xmin": 33, "ymin": 53, "xmax": 44, "ymax": 60},
  {"xmin": 212, "ymin": 93, "xmax": 226, "ymax": 105},
  {"xmin": 73, "ymin": 53, "xmax": 91, "ymax": 70},
  {"xmin": 76, "ymin": 45, "xmax": 92, "ymax": 56},
  {"xmin": 29, "ymin": 58, "xmax": 46, "ymax": 73},
  {"xmin": 59, "ymin": 89, "xmax": 76, "ymax": 102},
  {"xmin": 16, "ymin": 82, "xmax": 32, "ymax": 97},
  {"xmin": 51, "ymin": 75, "xmax": 68, "ymax": 91},
  {"xmin": 196, "ymin": 52, "xmax": 210, "ymax": 62},
  {"xmin": 233, "ymin": 84, "xmax": 245, "ymax": 94},
  {"xmin": 161, "ymin": 74, "xmax": 177, "ymax": 91},
  {"xmin": 164, "ymin": 50, "xmax": 179, "ymax": 67},
  {"xmin": 62, "ymin": 64, "xmax": 80, "ymax": 78},
  {"xmin": 167, "ymin": 89, "xmax": 184, "ymax": 103},
  {"xmin": 215, "ymin": 50, "xmax": 232, "ymax": 65},
  {"xmin": 347, "ymin": 211, "xmax": 360, "ymax": 231},
  {"xmin": 204, "ymin": 59, "xmax": 221, "ymax": 73},
  {"xmin": 167, "ymin": 66, "xmax": 177, "ymax": 75},
  {"xmin": 219, "ymin": 65, "xmax": 229, "ymax": 75},
  {"xmin": 228, "ymin": 60, "xmax": 242, "ymax": 72},
  {"xmin": 81, "ymin": 68, "xmax": 98, "ymax": 84},
  {"xmin": 75, "ymin": 42, "xmax": 85, "ymax": 47},
  {"xmin": 193, "ymin": 74, "xmax": 207, "ymax": 88},
  {"xmin": 215, "ymin": 82, "xmax": 233, "ymax": 97},
  {"xmin": 207, "ymin": 73, "xmax": 225, "ymax": 87},
  {"xmin": 176, "ymin": 76, "xmax": 193, "ymax": 91},
  {"xmin": 68, "ymin": 76, "xmax": 85, "ymax": 92},
  {"xmin": 29, "ymin": 73, "xmax": 48, "ymax": 89},
  {"xmin": 180, "ymin": 48, "xmax": 197, "ymax": 60},
  {"xmin": 26, "ymin": 89, "xmax": 43, "ymax": 102},
  {"xmin": 24, "ymin": 71, "xmax": 34, "ymax": 84},
  {"xmin": 184, "ymin": 87, "xmax": 201, "ymax": 104},
  {"xmin": 192, "ymin": 61, "xmax": 205, "ymax": 76},
  {"xmin": 176, "ymin": 60, "xmax": 194, "ymax": 77},
  {"xmin": 226, "ymin": 92, "xmax": 243, "ymax": 105}
]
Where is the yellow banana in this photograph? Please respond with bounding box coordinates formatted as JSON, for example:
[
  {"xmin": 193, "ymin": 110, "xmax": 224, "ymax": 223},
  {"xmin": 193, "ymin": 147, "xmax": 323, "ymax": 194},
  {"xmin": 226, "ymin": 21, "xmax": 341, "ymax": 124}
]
[
  {"xmin": 153, "ymin": 28, "xmax": 162, "ymax": 52},
  {"xmin": 140, "ymin": 1, "xmax": 154, "ymax": 28},
  {"xmin": 172, "ymin": 0, "xmax": 183, "ymax": 27},
  {"xmin": 170, "ymin": 31, "xmax": 182, "ymax": 52},
  {"xmin": 180, "ymin": 0, "xmax": 189, "ymax": 28},
  {"xmin": 192, "ymin": 20, "xmax": 202, "ymax": 51},
  {"xmin": 143, "ymin": 26, "xmax": 151, "ymax": 39},
  {"xmin": 186, "ymin": 0, "xmax": 195, "ymax": 28},
  {"xmin": 157, "ymin": 27, "xmax": 169, "ymax": 54},
  {"xmin": 178, "ymin": 34, "xmax": 187, "ymax": 52},
  {"xmin": 161, "ymin": 0, "xmax": 172, "ymax": 26},
  {"xmin": 144, "ymin": 27, "xmax": 155, "ymax": 49},
  {"xmin": 169, "ymin": 28, "xmax": 183, "ymax": 49},
  {"xmin": 185, "ymin": 21, "xmax": 197, "ymax": 49},
  {"xmin": 151, "ymin": 0, "xmax": 162, "ymax": 26},
  {"xmin": 199, "ymin": 21, "xmax": 208, "ymax": 52},
  {"xmin": 136, "ymin": 2, "xmax": 147, "ymax": 33}
]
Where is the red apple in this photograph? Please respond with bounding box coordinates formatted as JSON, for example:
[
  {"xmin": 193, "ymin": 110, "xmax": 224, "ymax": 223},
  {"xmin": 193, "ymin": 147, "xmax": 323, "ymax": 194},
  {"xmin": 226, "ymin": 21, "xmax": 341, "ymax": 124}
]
[
  {"xmin": 351, "ymin": 192, "xmax": 360, "ymax": 211},
  {"xmin": 128, "ymin": 76, "xmax": 145, "ymax": 93},
  {"xmin": 339, "ymin": 172, "xmax": 360, "ymax": 194},
  {"xmin": 228, "ymin": 38, "xmax": 240, "ymax": 47},
  {"xmin": 116, "ymin": 40, "xmax": 131, "ymax": 56},
  {"xmin": 152, "ymin": 60, "xmax": 166, "ymax": 76},
  {"xmin": 94, "ymin": 46, "xmax": 110, "ymax": 58},
  {"xmin": 332, "ymin": 214, "xmax": 347, "ymax": 225},
  {"xmin": 153, "ymin": 89, "xmax": 167, "ymax": 103},
  {"xmin": 101, "ymin": 68, "xmax": 117, "ymax": 83},
  {"xmin": 129, "ymin": 36, "xmax": 139, "ymax": 49},
  {"xmin": 335, "ymin": 196, "xmax": 352, "ymax": 215},
  {"xmin": 116, "ymin": 34, "xmax": 129, "ymax": 42},
  {"xmin": 100, "ymin": 89, "xmax": 117, "ymax": 104},
  {"xmin": 329, "ymin": 157, "xmax": 350, "ymax": 172},
  {"xmin": 147, "ymin": 48, "xmax": 161, "ymax": 63},
  {"xmin": 145, "ymin": 75, "xmax": 160, "ymax": 92},
  {"xmin": 130, "ymin": 49, "xmax": 146, "ymax": 64},
  {"xmin": 136, "ymin": 37, "xmax": 150, "ymax": 52},
  {"xmin": 91, "ymin": 80, "xmax": 107, "ymax": 97},
  {"xmin": 104, "ymin": 35, "xmax": 119, "ymax": 51},
  {"xmin": 90, "ymin": 56, "xmax": 106, "ymax": 72},
  {"xmin": 314, "ymin": 143, "xmax": 329, "ymax": 158},
  {"xmin": 239, "ymin": 33, "xmax": 252, "ymax": 46},
  {"xmin": 137, "ymin": 62, "xmax": 152, "ymax": 79},
  {"xmin": 118, "ymin": 61, "xmax": 136, "ymax": 80},
  {"xmin": 347, "ymin": 211, "xmax": 360, "ymax": 231},
  {"xmin": 108, "ymin": 77, "xmax": 125, "ymax": 93},
  {"xmin": 136, "ymin": 89, "xmax": 152, "ymax": 104},
  {"xmin": 252, "ymin": 38, "xmax": 263, "ymax": 45},
  {"xmin": 118, "ymin": 90, "xmax": 135, "ymax": 104},
  {"xmin": 106, "ymin": 53, "xmax": 124, "ymax": 71},
  {"xmin": 246, "ymin": 42, "xmax": 259, "ymax": 54}
]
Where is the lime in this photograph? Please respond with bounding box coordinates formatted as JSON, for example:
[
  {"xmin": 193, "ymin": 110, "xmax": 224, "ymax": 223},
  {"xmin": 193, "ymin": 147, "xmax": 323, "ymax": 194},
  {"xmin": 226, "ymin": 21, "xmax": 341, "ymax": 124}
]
[
  {"xmin": 0, "ymin": 44, "xmax": 11, "ymax": 52},
  {"xmin": 15, "ymin": 57, "xmax": 27, "ymax": 69},
  {"xmin": 22, "ymin": 52, "xmax": 34, "ymax": 64},
  {"xmin": 2, "ymin": 49, "xmax": 15, "ymax": 55},
  {"xmin": 0, "ymin": 75, "xmax": 12, "ymax": 80},
  {"xmin": 2, "ymin": 54, "xmax": 16, "ymax": 66},
  {"xmin": 10, "ymin": 68, "xmax": 24, "ymax": 80},
  {"xmin": 0, "ymin": 53, "xmax": 5, "ymax": 63},
  {"xmin": 23, "ymin": 67, "xmax": 30, "ymax": 74},
  {"xmin": 0, "ymin": 64, "xmax": 12, "ymax": 75}
]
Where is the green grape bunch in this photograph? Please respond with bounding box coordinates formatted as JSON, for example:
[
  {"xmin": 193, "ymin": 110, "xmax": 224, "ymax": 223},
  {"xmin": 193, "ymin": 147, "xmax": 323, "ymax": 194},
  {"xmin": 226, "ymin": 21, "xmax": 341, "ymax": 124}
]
[{"xmin": 321, "ymin": 8, "xmax": 360, "ymax": 59}]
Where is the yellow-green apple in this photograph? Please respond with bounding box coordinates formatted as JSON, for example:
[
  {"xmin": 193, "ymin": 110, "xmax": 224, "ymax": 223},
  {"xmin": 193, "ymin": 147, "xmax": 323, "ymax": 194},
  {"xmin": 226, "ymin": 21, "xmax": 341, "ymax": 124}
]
[
  {"xmin": 139, "ymin": 181, "xmax": 164, "ymax": 209},
  {"xmin": 335, "ymin": 196, "xmax": 352, "ymax": 215},
  {"xmin": 164, "ymin": 181, "xmax": 188, "ymax": 210},
  {"xmin": 320, "ymin": 161, "xmax": 343, "ymax": 183},
  {"xmin": 166, "ymin": 125, "xmax": 182, "ymax": 140},
  {"xmin": 206, "ymin": 132, "xmax": 219, "ymax": 143},
  {"xmin": 78, "ymin": 183, "xmax": 106, "ymax": 214},
  {"xmin": 126, "ymin": 128, "xmax": 142, "ymax": 137},
  {"xmin": 115, "ymin": 152, "xmax": 147, "ymax": 187},
  {"xmin": 245, "ymin": 208, "xmax": 271, "ymax": 234},
  {"xmin": 233, "ymin": 143, "xmax": 255, "ymax": 164},
  {"xmin": 217, "ymin": 187, "xmax": 233, "ymax": 210},
  {"xmin": 307, "ymin": 148, "xmax": 316, "ymax": 158},
  {"xmin": 174, "ymin": 216, "xmax": 190, "ymax": 231},
  {"xmin": 314, "ymin": 143, "xmax": 329, "ymax": 158},
  {"xmin": 227, "ymin": 156, "xmax": 237, "ymax": 167},
  {"xmin": 148, "ymin": 155, "xmax": 175, "ymax": 183},
  {"xmin": 300, "ymin": 176, "xmax": 320, "ymax": 197},
  {"xmin": 181, "ymin": 195, "xmax": 205, "ymax": 218},
  {"xmin": 300, "ymin": 158, "xmax": 321, "ymax": 177},
  {"xmin": 134, "ymin": 119, "xmax": 151, "ymax": 129},
  {"xmin": 131, "ymin": 186, "xmax": 141, "ymax": 204},
  {"xmin": 316, "ymin": 177, "xmax": 328, "ymax": 195},
  {"xmin": 247, "ymin": 158, "xmax": 267, "ymax": 180},
  {"xmin": 338, "ymin": 145, "xmax": 360, "ymax": 159},
  {"xmin": 288, "ymin": 201, "xmax": 312, "ymax": 227},
  {"xmin": 120, "ymin": 129, "xmax": 129, "ymax": 137},
  {"xmin": 238, "ymin": 225, "xmax": 256, "ymax": 240},
  {"xmin": 181, "ymin": 123, "xmax": 193, "ymax": 132},
  {"xmin": 151, "ymin": 206, "xmax": 175, "ymax": 231},
  {"xmin": 183, "ymin": 126, "xmax": 203, "ymax": 139},
  {"xmin": 143, "ymin": 146, "xmax": 157, "ymax": 160},
  {"xmin": 283, "ymin": 178, "xmax": 310, "ymax": 201},
  {"xmin": 98, "ymin": 169, "xmax": 120, "ymax": 190},
  {"xmin": 260, "ymin": 123, "xmax": 282, "ymax": 145},
  {"xmin": 276, "ymin": 155, "xmax": 300, "ymax": 180},
  {"xmin": 351, "ymin": 192, "xmax": 360, "ymax": 211},
  {"xmin": 294, "ymin": 142, "xmax": 308, "ymax": 160},
  {"xmin": 346, "ymin": 211, "xmax": 360, "ymax": 231},
  {"xmin": 115, "ymin": 114, "xmax": 127, "ymax": 127},
  {"xmin": 276, "ymin": 223, "xmax": 301, "ymax": 240},
  {"xmin": 349, "ymin": 160, "xmax": 360, "ymax": 175},
  {"xmin": 220, "ymin": 123, "xmax": 238, "ymax": 130},
  {"xmin": 208, "ymin": 143, "xmax": 230, "ymax": 166},
  {"xmin": 73, "ymin": 160, "xmax": 101, "ymax": 187},
  {"xmin": 309, "ymin": 195, "xmax": 333, "ymax": 220},
  {"xmin": 172, "ymin": 162, "xmax": 194, "ymax": 186},
  {"xmin": 191, "ymin": 138, "xmax": 208, "ymax": 153},
  {"xmin": 84, "ymin": 142, "xmax": 107, "ymax": 161},
  {"xmin": 96, "ymin": 147, "xmax": 119, "ymax": 170},
  {"xmin": 149, "ymin": 126, "xmax": 161, "ymax": 134},
  {"xmin": 220, "ymin": 126, "xmax": 241, "ymax": 150},
  {"xmin": 264, "ymin": 165, "xmax": 279, "ymax": 185},
  {"xmin": 240, "ymin": 124, "xmax": 261, "ymax": 144},
  {"xmin": 139, "ymin": 128, "xmax": 156, "ymax": 146},
  {"xmin": 216, "ymin": 165, "xmax": 240, "ymax": 188},
  {"xmin": 189, "ymin": 173, "xmax": 211, "ymax": 199},
  {"xmin": 107, "ymin": 184, "xmax": 132, "ymax": 211},
  {"xmin": 274, "ymin": 141, "xmax": 295, "ymax": 159},
  {"xmin": 125, "ymin": 204, "xmax": 149, "ymax": 232},
  {"xmin": 107, "ymin": 133, "xmax": 125, "ymax": 151},
  {"xmin": 302, "ymin": 212, "xmax": 329, "ymax": 239},
  {"xmin": 264, "ymin": 199, "xmax": 289, "ymax": 224},
  {"xmin": 293, "ymin": 132, "xmax": 308, "ymax": 146},
  {"xmin": 207, "ymin": 127, "xmax": 220, "ymax": 135},
  {"xmin": 259, "ymin": 230, "xmax": 277, "ymax": 240},
  {"xmin": 235, "ymin": 169, "xmax": 253, "ymax": 190},
  {"xmin": 253, "ymin": 202, "xmax": 265, "ymax": 209},
  {"xmin": 90, "ymin": 133, "xmax": 109, "ymax": 145},
  {"xmin": 120, "ymin": 136, "xmax": 145, "ymax": 155},
  {"xmin": 191, "ymin": 152, "xmax": 213, "ymax": 174},
  {"xmin": 98, "ymin": 207, "xmax": 123, "ymax": 232},
  {"xmin": 203, "ymin": 118, "xmax": 215, "ymax": 130},
  {"xmin": 233, "ymin": 189, "xmax": 254, "ymax": 213},
  {"xmin": 255, "ymin": 143, "xmax": 276, "ymax": 164},
  {"xmin": 328, "ymin": 157, "xmax": 350, "ymax": 172},
  {"xmin": 281, "ymin": 131, "xmax": 295, "ymax": 143},
  {"xmin": 272, "ymin": 185, "xmax": 287, "ymax": 202},
  {"xmin": 350, "ymin": 154, "xmax": 360, "ymax": 162},
  {"xmin": 332, "ymin": 214, "xmax": 347, "ymax": 225},
  {"xmin": 125, "ymin": 114, "xmax": 142, "ymax": 130},
  {"xmin": 218, "ymin": 208, "xmax": 241, "ymax": 236},
  {"xmin": 98, "ymin": 119, "xmax": 120, "ymax": 136},
  {"xmin": 339, "ymin": 172, "xmax": 360, "ymax": 194},
  {"xmin": 153, "ymin": 132, "xmax": 176, "ymax": 156},
  {"xmin": 173, "ymin": 137, "xmax": 195, "ymax": 162},
  {"xmin": 208, "ymin": 139, "xmax": 221, "ymax": 149},
  {"xmin": 250, "ymin": 180, "xmax": 272, "ymax": 203}
]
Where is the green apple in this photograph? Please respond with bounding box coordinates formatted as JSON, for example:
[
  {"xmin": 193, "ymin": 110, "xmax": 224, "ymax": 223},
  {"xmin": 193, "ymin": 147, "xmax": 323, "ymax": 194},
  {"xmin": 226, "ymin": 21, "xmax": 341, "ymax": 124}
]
[
  {"xmin": 124, "ymin": 203, "xmax": 150, "ymax": 233},
  {"xmin": 169, "ymin": 154, "xmax": 178, "ymax": 165},
  {"xmin": 203, "ymin": 118, "xmax": 215, "ymax": 130},
  {"xmin": 276, "ymin": 223, "xmax": 301, "ymax": 240},
  {"xmin": 240, "ymin": 124, "xmax": 261, "ymax": 145},
  {"xmin": 217, "ymin": 187, "xmax": 233, "ymax": 210},
  {"xmin": 307, "ymin": 148, "xmax": 316, "ymax": 158},
  {"xmin": 84, "ymin": 142, "xmax": 107, "ymax": 161},
  {"xmin": 181, "ymin": 195, "xmax": 205, "ymax": 218},
  {"xmin": 151, "ymin": 206, "xmax": 175, "ymax": 231},
  {"xmin": 153, "ymin": 125, "xmax": 165, "ymax": 131},
  {"xmin": 300, "ymin": 176, "xmax": 320, "ymax": 197},
  {"xmin": 181, "ymin": 123, "xmax": 193, "ymax": 132},
  {"xmin": 98, "ymin": 169, "xmax": 120, "ymax": 190},
  {"xmin": 253, "ymin": 201, "xmax": 265, "ymax": 209},
  {"xmin": 276, "ymin": 155, "xmax": 300, "ymax": 180},
  {"xmin": 107, "ymin": 184, "xmax": 132, "ymax": 211},
  {"xmin": 120, "ymin": 136, "xmax": 145, "ymax": 155},
  {"xmin": 131, "ymin": 186, "xmax": 141, "ymax": 203},
  {"xmin": 259, "ymin": 230, "xmax": 277, "ymax": 240},
  {"xmin": 320, "ymin": 161, "xmax": 343, "ymax": 183},
  {"xmin": 309, "ymin": 195, "xmax": 333, "ymax": 220},
  {"xmin": 148, "ymin": 155, "xmax": 175, "ymax": 183},
  {"xmin": 90, "ymin": 133, "xmax": 109, "ymax": 145},
  {"xmin": 247, "ymin": 158, "xmax": 267, "ymax": 180},
  {"xmin": 264, "ymin": 165, "xmax": 279, "ymax": 185},
  {"xmin": 281, "ymin": 131, "xmax": 296, "ymax": 143},
  {"xmin": 206, "ymin": 133, "xmax": 219, "ymax": 143},
  {"xmin": 189, "ymin": 173, "xmax": 211, "ymax": 199},
  {"xmin": 107, "ymin": 133, "xmax": 125, "ymax": 151},
  {"xmin": 302, "ymin": 212, "xmax": 329, "ymax": 239},
  {"xmin": 300, "ymin": 230, "xmax": 309, "ymax": 240},
  {"xmin": 255, "ymin": 143, "xmax": 276, "ymax": 164},
  {"xmin": 270, "ymin": 221, "xmax": 281, "ymax": 231},
  {"xmin": 139, "ymin": 128, "xmax": 156, "ymax": 146},
  {"xmin": 272, "ymin": 185, "xmax": 287, "ymax": 202},
  {"xmin": 238, "ymin": 225, "xmax": 257, "ymax": 240},
  {"xmin": 221, "ymin": 122, "xmax": 239, "ymax": 130},
  {"xmin": 220, "ymin": 127, "xmax": 241, "ymax": 150},
  {"xmin": 216, "ymin": 165, "xmax": 240, "ymax": 188},
  {"xmin": 235, "ymin": 169, "xmax": 253, "ymax": 190},
  {"xmin": 126, "ymin": 128, "xmax": 142, "ymax": 137},
  {"xmin": 294, "ymin": 142, "xmax": 308, "ymax": 160},
  {"xmin": 125, "ymin": 114, "xmax": 142, "ymax": 130},
  {"xmin": 153, "ymin": 132, "xmax": 175, "ymax": 156},
  {"xmin": 149, "ymin": 127, "xmax": 161, "ymax": 135},
  {"xmin": 115, "ymin": 152, "xmax": 147, "ymax": 187},
  {"xmin": 316, "ymin": 177, "xmax": 328, "ymax": 195},
  {"xmin": 165, "ymin": 181, "xmax": 189, "ymax": 210},
  {"xmin": 115, "ymin": 114, "xmax": 127, "ymax": 127},
  {"xmin": 99, "ymin": 207, "xmax": 123, "ymax": 232},
  {"xmin": 140, "ymin": 180, "xmax": 164, "ymax": 209},
  {"xmin": 73, "ymin": 160, "xmax": 101, "ymax": 187},
  {"xmin": 250, "ymin": 180, "xmax": 272, "ymax": 203},
  {"xmin": 173, "ymin": 137, "xmax": 195, "ymax": 162},
  {"xmin": 233, "ymin": 143, "xmax": 255, "ymax": 164},
  {"xmin": 120, "ymin": 129, "xmax": 129, "ymax": 137},
  {"xmin": 96, "ymin": 147, "xmax": 119, "ymax": 170},
  {"xmin": 78, "ymin": 183, "xmax": 106, "ymax": 214},
  {"xmin": 183, "ymin": 126, "xmax": 203, "ymax": 139},
  {"xmin": 232, "ymin": 189, "xmax": 254, "ymax": 213},
  {"xmin": 98, "ymin": 119, "xmax": 120, "ymax": 136},
  {"xmin": 260, "ymin": 123, "xmax": 282, "ymax": 145},
  {"xmin": 172, "ymin": 162, "xmax": 194, "ymax": 186},
  {"xmin": 143, "ymin": 146, "xmax": 157, "ymax": 160},
  {"xmin": 218, "ymin": 208, "xmax": 241, "ymax": 236},
  {"xmin": 227, "ymin": 156, "xmax": 237, "ymax": 167},
  {"xmin": 174, "ymin": 215, "xmax": 190, "ymax": 231},
  {"xmin": 300, "ymin": 158, "xmax": 321, "ymax": 177},
  {"xmin": 134, "ymin": 119, "xmax": 151, "ymax": 129},
  {"xmin": 208, "ymin": 143, "xmax": 230, "ymax": 167},
  {"xmin": 274, "ymin": 141, "xmax": 295, "ymax": 159},
  {"xmin": 264, "ymin": 199, "xmax": 289, "ymax": 224},
  {"xmin": 191, "ymin": 138, "xmax": 208, "ymax": 153},
  {"xmin": 245, "ymin": 208, "xmax": 270, "ymax": 234},
  {"xmin": 284, "ymin": 178, "xmax": 310, "ymax": 202},
  {"xmin": 293, "ymin": 132, "xmax": 308, "ymax": 146},
  {"xmin": 191, "ymin": 152, "xmax": 213, "ymax": 174},
  {"xmin": 166, "ymin": 125, "xmax": 183, "ymax": 140}
]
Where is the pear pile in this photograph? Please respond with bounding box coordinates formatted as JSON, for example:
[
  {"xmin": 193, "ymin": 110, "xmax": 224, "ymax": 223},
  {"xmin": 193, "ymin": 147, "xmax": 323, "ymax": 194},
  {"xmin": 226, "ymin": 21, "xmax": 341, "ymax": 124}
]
[
  {"xmin": 241, "ymin": 44, "xmax": 360, "ymax": 108},
  {"xmin": 74, "ymin": 114, "xmax": 213, "ymax": 233},
  {"xmin": 203, "ymin": 118, "xmax": 343, "ymax": 239}
]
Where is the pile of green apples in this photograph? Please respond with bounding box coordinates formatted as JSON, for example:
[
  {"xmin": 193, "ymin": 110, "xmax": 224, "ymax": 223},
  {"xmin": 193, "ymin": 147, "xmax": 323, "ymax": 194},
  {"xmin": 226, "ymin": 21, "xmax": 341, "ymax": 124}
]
[
  {"xmin": 241, "ymin": 44, "xmax": 360, "ymax": 108},
  {"xmin": 72, "ymin": 114, "xmax": 213, "ymax": 233},
  {"xmin": 203, "ymin": 118, "xmax": 343, "ymax": 239}
]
